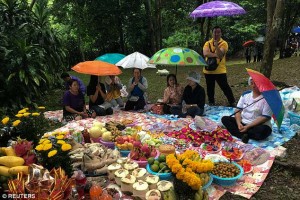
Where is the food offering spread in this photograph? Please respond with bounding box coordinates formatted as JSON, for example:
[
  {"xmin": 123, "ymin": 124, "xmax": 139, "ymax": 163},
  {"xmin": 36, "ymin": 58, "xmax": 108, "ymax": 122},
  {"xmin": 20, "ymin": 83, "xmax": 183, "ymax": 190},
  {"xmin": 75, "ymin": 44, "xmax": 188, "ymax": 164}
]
[{"xmin": 0, "ymin": 115, "xmax": 274, "ymax": 199}]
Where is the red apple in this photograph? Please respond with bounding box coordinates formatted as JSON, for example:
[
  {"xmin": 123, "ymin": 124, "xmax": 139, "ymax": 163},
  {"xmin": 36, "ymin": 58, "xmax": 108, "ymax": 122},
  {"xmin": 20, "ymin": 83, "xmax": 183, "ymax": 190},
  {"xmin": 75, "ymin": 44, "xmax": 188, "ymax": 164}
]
[{"xmin": 123, "ymin": 136, "xmax": 129, "ymax": 142}]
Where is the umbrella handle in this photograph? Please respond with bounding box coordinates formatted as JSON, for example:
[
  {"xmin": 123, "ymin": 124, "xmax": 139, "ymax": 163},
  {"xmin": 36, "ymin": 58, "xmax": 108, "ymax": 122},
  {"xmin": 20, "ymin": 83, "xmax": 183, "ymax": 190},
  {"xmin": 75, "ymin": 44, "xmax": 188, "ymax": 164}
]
[{"xmin": 229, "ymin": 97, "xmax": 264, "ymax": 117}]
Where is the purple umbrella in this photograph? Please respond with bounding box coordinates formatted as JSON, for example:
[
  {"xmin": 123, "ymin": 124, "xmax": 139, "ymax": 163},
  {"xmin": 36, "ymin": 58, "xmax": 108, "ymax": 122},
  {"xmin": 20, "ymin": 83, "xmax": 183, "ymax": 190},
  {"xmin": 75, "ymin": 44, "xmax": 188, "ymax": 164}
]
[{"xmin": 190, "ymin": 0, "xmax": 246, "ymax": 18}]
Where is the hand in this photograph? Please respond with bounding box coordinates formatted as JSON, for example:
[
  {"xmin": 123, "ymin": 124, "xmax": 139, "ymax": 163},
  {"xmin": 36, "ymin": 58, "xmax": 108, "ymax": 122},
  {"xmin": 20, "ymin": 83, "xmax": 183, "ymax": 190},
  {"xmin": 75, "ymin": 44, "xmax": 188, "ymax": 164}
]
[
  {"xmin": 239, "ymin": 124, "xmax": 249, "ymax": 133},
  {"xmin": 213, "ymin": 40, "xmax": 218, "ymax": 48},
  {"xmin": 96, "ymin": 84, "xmax": 101, "ymax": 91}
]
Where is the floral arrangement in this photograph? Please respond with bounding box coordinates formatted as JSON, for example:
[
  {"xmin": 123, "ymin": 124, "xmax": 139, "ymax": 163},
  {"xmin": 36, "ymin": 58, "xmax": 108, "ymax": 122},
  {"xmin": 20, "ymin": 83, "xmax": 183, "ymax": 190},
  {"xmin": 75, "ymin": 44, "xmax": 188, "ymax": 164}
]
[
  {"xmin": 0, "ymin": 106, "xmax": 59, "ymax": 146},
  {"xmin": 35, "ymin": 130, "xmax": 73, "ymax": 176},
  {"xmin": 166, "ymin": 150, "xmax": 214, "ymax": 190}
]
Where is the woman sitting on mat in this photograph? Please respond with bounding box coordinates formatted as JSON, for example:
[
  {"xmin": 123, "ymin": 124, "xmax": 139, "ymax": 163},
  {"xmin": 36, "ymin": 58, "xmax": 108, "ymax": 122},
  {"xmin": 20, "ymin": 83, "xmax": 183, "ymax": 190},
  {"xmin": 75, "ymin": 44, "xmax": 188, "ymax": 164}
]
[{"xmin": 221, "ymin": 77, "xmax": 272, "ymax": 143}]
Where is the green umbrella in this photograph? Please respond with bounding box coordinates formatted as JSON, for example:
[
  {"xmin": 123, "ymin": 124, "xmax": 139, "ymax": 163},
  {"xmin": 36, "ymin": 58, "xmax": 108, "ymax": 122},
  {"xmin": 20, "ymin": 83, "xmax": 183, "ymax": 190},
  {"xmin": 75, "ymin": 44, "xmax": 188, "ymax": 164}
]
[
  {"xmin": 95, "ymin": 53, "xmax": 126, "ymax": 64},
  {"xmin": 149, "ymin": 47, "xmax": 207, "ymax": 74}
]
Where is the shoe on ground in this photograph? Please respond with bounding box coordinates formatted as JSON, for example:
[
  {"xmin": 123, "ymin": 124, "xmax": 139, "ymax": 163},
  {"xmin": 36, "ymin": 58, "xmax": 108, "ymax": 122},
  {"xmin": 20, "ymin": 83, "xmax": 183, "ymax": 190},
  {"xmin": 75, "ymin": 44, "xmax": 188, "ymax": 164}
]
[{"xmin": 242, "ymin": 134, "xmax": 249, "ymax": 144}]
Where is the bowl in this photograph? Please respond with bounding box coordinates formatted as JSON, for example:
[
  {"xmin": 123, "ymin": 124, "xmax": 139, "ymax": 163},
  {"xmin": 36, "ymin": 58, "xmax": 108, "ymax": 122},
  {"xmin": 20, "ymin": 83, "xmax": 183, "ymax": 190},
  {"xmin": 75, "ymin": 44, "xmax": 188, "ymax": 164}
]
[
  {"xmin": 146, "ymin": 164, "xmax": 172, "ymax": 180},
  {"xmin": 210, "ymin": 162, "xmax": 244, "ymax": 186},
  {"xmin": 202, "ymin": 174, "xmax": 213, "ymax": 190},
  {"xmin": 99, "ymin": 139, "xmax": 115, "ymax": 149},
  {"xmin": 128, "ymin": 150, "xmax": 159, "ymax": 168},
  {"xmin": 118, "ymin": 149, "xmax": 131, "ymax": 157}
]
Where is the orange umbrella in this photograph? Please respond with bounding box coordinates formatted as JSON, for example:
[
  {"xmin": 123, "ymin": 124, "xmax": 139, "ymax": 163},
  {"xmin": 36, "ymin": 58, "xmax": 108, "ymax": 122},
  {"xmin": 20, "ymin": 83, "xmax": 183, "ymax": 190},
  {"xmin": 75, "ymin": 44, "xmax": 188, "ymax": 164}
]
[
  {"xmin": 72, "ymin": 61, "xmax": 122, "ymax": 76},
  {"xmin": 243, "ymin": 40, "xmax": 255, "ymax": 47}
]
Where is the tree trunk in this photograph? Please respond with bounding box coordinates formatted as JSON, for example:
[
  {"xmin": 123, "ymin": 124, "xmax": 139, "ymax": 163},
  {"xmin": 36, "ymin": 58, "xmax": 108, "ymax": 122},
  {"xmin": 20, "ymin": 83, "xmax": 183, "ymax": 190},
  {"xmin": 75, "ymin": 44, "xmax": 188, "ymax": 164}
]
[
  {"xmin": 155, "ymin": 0, "xmax": 162, "ymax": 50},
  {"xmin": 117, "ymin": 0, "xmax": 125, "ymax": 53},
  {"xmin": 144, "ymin": 0, "xmax": 156, "ymax": 53},
  {"xmin": 260, "ymin": 0, "xmax": 285, "ymax": 78}
]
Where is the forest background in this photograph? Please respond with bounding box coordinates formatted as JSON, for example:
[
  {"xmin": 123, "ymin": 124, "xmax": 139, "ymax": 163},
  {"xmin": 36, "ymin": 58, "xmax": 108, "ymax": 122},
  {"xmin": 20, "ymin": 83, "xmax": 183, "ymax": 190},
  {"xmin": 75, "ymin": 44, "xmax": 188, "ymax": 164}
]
[{"xmin": 0, "ymin": 0, "xmax": 299, "ymax": 111}]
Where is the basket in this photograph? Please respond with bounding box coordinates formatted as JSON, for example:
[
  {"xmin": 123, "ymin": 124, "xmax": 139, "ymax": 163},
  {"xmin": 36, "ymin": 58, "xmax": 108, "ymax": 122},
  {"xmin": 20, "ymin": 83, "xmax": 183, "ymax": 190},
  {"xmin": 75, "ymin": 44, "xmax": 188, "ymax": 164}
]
[
  {"xmin": 288, "ymin": 111, "xmax": 300, "ymax": 126},
  {"xmin": 211, "ymin": 162, "xmax": 244, "ymax": 186},
  {"xmin": 146, "ymin": 164, "xmax": 172, "ymax": 180},
  {"xmin": 128, "ymin": 150, "xmax": 159, "ymax": 168},
  {"xmin": 99, "ymin": 139, "xmax": 115, "ymax": 149}
]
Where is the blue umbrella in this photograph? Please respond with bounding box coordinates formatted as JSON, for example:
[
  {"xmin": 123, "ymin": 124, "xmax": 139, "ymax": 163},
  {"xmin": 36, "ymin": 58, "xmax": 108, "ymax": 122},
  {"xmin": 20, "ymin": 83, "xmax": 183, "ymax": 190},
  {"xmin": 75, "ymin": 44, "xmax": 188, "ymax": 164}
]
[
  {"xmin": 95, "ymin": 53, "xmax": 126, "ymax": 64},
  {"xmin": 292, "ymin": 27, "xmax": 300, "ymax": 33}
]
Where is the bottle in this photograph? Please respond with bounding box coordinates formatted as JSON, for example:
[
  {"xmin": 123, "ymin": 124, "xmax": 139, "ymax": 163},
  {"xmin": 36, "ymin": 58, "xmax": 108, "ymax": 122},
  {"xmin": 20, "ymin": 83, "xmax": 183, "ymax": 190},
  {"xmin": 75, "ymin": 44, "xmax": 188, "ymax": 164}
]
[
  {"xmin": 182, "ymin": 100, "xmax": 187, "ymax": 114},
  {"xmin": 89, "ymin": 182, "xmax": 103, "ymax": 200},
  {"xmin": 82, "ymin": 128, "xmax": 91, "ymax": 143}
]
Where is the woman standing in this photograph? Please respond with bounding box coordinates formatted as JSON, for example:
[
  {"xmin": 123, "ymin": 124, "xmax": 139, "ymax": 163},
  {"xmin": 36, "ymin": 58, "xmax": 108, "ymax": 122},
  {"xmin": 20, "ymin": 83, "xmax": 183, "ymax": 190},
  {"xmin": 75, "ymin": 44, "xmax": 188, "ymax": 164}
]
[
  {"xmin": 162, "ymin": 74, "xmax": 184, "ymax": 114},
  {"xmin": 63, "ymin": 79, "xmax": 96, "ymax": 122}
]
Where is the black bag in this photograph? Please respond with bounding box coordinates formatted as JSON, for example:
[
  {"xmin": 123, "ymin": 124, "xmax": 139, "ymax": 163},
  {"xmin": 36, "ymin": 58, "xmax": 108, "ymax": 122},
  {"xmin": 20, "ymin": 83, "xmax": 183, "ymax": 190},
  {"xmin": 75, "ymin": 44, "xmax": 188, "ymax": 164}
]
[
  {"xmin": 205, "ymin": 43, "xmax": 222, "ymax": 71},
  {"xmin": 205, "ymin": 57, "xmax": 218, "ymax": 71}
]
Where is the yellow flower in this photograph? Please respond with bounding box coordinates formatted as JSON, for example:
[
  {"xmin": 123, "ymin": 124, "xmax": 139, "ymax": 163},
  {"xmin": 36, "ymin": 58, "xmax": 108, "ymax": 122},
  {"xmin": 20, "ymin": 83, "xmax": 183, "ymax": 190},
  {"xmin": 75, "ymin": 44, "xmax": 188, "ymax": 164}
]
[
  {"xmin": 18, "ymin": 109, "xmax": 27, "ymax": 114},
  {"xmin": 32, "ymin": 112, "xmax": 40, "ymax": 116},
  {"xmin": 39, "ymin": 139, "xmax": 46, "ymax": 144},
  {"xmin": 23, "ymin": 112, "xmax": 31, "ymax": 117},
  {"xmin": 57, "ymin": 140, "xmax": 66, "ymax": 145},
  {"xmin": 12, "ymin": 120, "xmax": 21, "ymax": 127},
  {"xmin": 56, "ymin": 135, "xmax": 64, "ymax": 140},
  {"xmin": 42, "ymin": 139, "xmax": 51, "ymax": 144},
  {"xmin": 1, "ymin": 117, "xmax": 9, "ymax": 125},
  {"xmin": 35, "ymin": 144, "xmax": 44, "ymax": 151},
  {"xmin": 38, "ymin": 106, "xmax": 46, "ymax": 110},
  {"xmin": 171, "ymin": 163, "xmax": 182, "ymax": 174},
  {"xmin": 48, "ymin": 150, "xmax": 57, "ymax": 158},
  {"xmin": 15, "ymin": 114, "xmax": 23, "ymax": 118},
  {"xmin": 43, "ymin": 143, "xmax": 52, "ymax": 151},
  {"xmin": 61, "ymin": 143, "xmax": 72, "ymax": 151},
  {"xmin": 24, "ymin": 108, "xmax": 29, "ymax": 111}
]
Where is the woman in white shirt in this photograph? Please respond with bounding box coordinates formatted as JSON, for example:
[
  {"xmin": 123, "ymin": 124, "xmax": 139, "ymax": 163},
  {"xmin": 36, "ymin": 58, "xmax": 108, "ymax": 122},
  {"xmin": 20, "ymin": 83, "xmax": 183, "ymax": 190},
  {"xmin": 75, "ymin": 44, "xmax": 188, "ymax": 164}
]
[{"xmin": 221, "ymin": 77, "xmax": 272, "ymax": 143}]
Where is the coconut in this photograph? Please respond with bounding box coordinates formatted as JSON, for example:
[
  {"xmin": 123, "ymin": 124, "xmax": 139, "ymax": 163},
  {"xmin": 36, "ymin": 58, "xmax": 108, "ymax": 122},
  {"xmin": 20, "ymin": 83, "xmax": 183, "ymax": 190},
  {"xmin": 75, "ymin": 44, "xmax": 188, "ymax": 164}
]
[
  {"xmin": 107, "ymin": 163, "xmax": 122, "ymax": 180},
  {"xmin": 145, "ymin": 175, "xmax": 159, "ymax": 190},
  {"xmin": 145, "ymin": 189, "xmax": 162, "ymax": 200},
  {"xmin": 114, "ymin": 169, "xmax": 129, "ymax": 186},
  {"xmin": 121, "ymin": 174, "xmax": 136, "ymax": 193},
  {"xmin": 132, "ymin": 168, "xmax": 147, "ymax": 180},
  {"xmin": 133, "ymin": 180, "xmax": 149, "ymax": 199}
]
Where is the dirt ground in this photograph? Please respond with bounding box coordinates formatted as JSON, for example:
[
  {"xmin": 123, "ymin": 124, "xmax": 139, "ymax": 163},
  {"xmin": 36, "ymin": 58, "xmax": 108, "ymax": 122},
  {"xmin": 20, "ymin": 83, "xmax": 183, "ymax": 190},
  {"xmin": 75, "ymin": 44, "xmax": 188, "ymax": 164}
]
[{"xmin": 218, "ymin": 56, "xmax": 300, "ymax": 199}]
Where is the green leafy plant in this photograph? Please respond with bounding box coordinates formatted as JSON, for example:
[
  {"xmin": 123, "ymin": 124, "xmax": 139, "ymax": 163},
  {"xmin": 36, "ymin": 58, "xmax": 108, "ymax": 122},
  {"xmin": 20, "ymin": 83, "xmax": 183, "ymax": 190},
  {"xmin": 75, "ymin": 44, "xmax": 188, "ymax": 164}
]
[{"xmin": 0, "ymin": 106, "xmax": 59, "ymax": 146}]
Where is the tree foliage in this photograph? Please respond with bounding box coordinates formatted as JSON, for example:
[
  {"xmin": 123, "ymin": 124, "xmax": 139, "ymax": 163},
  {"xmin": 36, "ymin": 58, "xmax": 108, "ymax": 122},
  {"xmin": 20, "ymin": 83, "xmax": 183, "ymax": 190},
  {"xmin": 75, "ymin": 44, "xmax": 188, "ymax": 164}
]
[{"xmin": 0, "ymin": 0, "xmax": 65, "ymax": 110}]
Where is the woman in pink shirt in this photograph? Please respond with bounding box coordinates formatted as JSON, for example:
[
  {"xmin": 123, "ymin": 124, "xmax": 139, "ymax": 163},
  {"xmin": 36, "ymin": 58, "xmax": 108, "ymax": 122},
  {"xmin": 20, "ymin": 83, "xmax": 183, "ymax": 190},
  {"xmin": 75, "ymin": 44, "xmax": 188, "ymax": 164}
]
[{"xmin": 163, "ymin": 74, "xmax": 184, "ymax": 114}]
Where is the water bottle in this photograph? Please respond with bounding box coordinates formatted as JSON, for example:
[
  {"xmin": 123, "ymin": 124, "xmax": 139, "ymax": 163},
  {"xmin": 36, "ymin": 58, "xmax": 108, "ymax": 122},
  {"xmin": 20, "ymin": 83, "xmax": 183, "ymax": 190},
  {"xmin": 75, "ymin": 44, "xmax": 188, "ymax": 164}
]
[{"xmin": 182, "ymin": 100, "xmax": 187, "ymax": 114}]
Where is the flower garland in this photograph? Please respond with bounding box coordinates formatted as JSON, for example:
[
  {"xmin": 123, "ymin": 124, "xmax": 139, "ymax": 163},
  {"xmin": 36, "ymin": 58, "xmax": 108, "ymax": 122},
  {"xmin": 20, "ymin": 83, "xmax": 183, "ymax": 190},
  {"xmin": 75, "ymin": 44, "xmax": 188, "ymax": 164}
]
[{"xmin": 166, "ymin": 150, "xmax": 214, "ymax": 190}]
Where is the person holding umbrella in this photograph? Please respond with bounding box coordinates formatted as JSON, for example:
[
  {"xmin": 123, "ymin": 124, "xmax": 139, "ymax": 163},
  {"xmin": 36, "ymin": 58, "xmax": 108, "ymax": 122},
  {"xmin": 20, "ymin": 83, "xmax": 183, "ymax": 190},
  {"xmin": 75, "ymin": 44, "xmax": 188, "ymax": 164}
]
[
  {"xmin": 203, "ymin": 26, "xmax": 235, "ymax": 107},
  {"xmin": 221, "ymin": 77, "xmax": 273, "ymax": 143},
  {"xmin": 125, "ymin": 68, "xmax": 148, "ymax": 111}
]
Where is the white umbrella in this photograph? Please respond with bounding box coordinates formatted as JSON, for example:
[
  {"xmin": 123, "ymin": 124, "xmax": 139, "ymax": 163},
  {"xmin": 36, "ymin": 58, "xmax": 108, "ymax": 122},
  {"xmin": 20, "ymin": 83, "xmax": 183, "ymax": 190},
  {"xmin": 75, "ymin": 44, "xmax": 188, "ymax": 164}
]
[
  {"xmin": 255, "ymin": 36, "xmax": 265, "ymax": 43},
  {"xmin": 115, "ymin": 52, "xmax": 156, "ymax": 69}
]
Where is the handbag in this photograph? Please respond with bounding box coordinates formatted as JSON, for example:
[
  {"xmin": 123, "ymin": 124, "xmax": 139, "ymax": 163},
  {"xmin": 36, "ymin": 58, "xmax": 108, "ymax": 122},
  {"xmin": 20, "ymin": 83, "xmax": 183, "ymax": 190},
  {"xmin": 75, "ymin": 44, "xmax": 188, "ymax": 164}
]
[{"xmin": 205, "ymin": 43, "xmax": 222, "ymax": 71}]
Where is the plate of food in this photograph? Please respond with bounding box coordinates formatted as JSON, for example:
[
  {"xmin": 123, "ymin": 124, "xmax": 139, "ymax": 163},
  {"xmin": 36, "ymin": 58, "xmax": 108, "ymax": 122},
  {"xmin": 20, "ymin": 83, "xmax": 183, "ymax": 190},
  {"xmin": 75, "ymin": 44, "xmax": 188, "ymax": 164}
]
[
  {"xmin": 204, "ymin": 154, "xmax": 228, "ymax": 163},
  {"xmin": 200, "ymin": 142, "xmax": 222, "ymax": 153},
  {"xmin": 237, "ymin": 160, "xmax": 253, "ymax": 174},
  {"xmin": 221, "ymin": 147, "xmax": 244, "ymax": 161}
]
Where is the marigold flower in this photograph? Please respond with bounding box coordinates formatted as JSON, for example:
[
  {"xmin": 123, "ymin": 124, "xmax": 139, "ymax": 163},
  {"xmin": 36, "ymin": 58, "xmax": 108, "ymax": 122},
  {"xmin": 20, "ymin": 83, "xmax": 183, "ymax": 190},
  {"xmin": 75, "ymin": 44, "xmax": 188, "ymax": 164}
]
[
  {"xmin": 1, "ymin": 117, "xmax": 9, "ymax": 125},
  {"xmin": 57, "ymin": 140, "xmax": 66, "ymax": 145},
  {"xmin": 43, "ymin": 143, "xmax": 52, "ymax": 151},
  {"xmin": 48, "ymin": 150, "xmax": 57, "ymax": 158},
  {"xmin": 15, "ymin": 114, "xmax": 23, "ymax": 118},
  {"xmin": 42, "ymin": 139, "xmax": 51, "ymax": 144},
  {"xmin": 18, "ymin": 109, "xmax": 26, "ymax": 114},
  {"xmin": 56, "ymin": 135, "xmax": 64, "ymax": 140},
  {"xmin": 12, "ymin": 120, "xmax": 21, "ymax": 127},
  {"xmin": 32, "ymin": 112, "xmax": 40, "ymax": 116},
  {"xmin": 35, "ymin": 144, "xmax": 44, "ymax": 151},
  {"xmin": 23, "ymin": 112, "xmax": 31, "ymax": 117},
  {"xmin": 38, "ymin": 106, "xmax": 46, "ymax": 110},
  {"xmin": 61, "ymin": 143, "xmax": 72, "ymax": 151}
]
